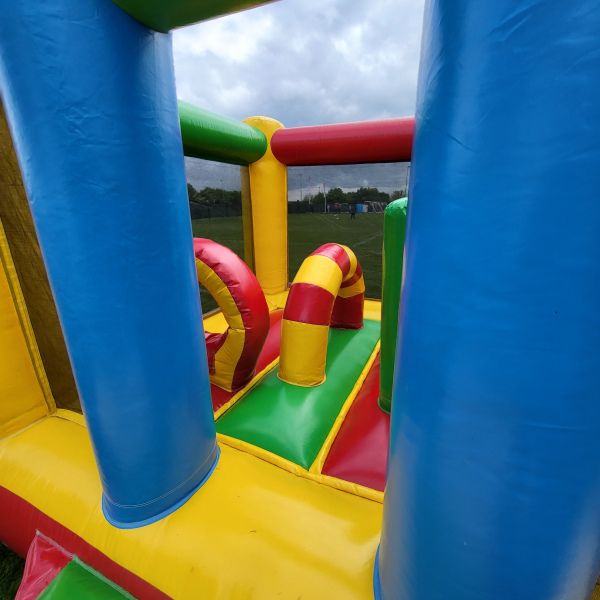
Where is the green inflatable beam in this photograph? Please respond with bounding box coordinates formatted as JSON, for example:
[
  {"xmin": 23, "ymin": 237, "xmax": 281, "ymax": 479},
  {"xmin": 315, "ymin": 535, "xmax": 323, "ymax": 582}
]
[
  {"xmin": 379, "ymin": 198, "xmax": 408, "ymax": 414},
  {"xmin": 179, "ymin": 100, "xmax": 267, "ymax": 166},
  {"xmin": 111, "ymin": 0, "xmax": 279, "ymax": 33}
]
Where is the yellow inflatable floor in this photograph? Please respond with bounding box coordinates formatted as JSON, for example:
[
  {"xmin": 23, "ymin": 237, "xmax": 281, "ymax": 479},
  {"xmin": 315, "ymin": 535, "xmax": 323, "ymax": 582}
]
[{"xmin": 0, "ymin": 410, "xmax": 382, "ymax": 599}]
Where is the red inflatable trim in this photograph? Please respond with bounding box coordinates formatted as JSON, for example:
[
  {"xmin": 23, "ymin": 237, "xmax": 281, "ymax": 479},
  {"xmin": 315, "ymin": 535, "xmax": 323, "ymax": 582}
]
[
  {"xmin": 322, "ymin": 354, "xmax": 389, "ymax": 491},
  {"xmin": 283, "ymin": 243, "xmax": 363, "ymax": 333},
  {"xmin": 195, "ymin": 238, "xmax": 270, "ymax": 391},
  {"xmin": 330, "ymin": 292, "xmax": 365, "ymax": 330},
  {"xmin": 0, "ymin": 486, "xmax": 171, "ymax": 600},
  {"xmin": 271, "ymin": 118, "xmax": 414, "ymax": 166},
  {"xmin": 15, "ymin": 532, "xmax": 71, "ymax": 600},
  {"xmin": 331, "ymin": 263, "xmax": 364, "ymax": 330},
  {"xmin": 283, "ymin": 283, "xmax": 334, "ymax": 326},
  {"xmin": 340, "ymin": 263, "xmax": 363, "ymax": 289},
  {"xmin": 211, "ymin": 309, "xmax": 283, "ymax": 412},
  {"xmin": 310, "ymin": 243, "xmax": 351, "ymax": 273}
]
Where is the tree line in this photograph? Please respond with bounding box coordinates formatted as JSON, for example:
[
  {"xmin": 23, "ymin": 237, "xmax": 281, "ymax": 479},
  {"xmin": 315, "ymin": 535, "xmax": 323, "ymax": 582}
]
[
  {"xmin": 188, "ymin": 183, "xmax": 406, "ymax": 208},
  {"xmin": 187, "ymin": 184, "xmax": 242, "ymax": 207},
  {"xmin": 305, "ymin": 186, "xmax": 406, "ymax": 207}
]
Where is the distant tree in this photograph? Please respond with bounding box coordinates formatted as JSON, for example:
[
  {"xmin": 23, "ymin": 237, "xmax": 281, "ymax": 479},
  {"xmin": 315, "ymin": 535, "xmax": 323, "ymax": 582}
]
[
  {"xmin": 313, "ymin": 191, "xmax": 325, "ymax": 208},
  {"xmin": 390, "ymin": 189, "xmax": 406, "ymax": 201},
  {"xmin": 187, "ymin": 183, "xmax": 201, "ymax": 204},
  {"xmin": 227, "ymin": 190, "xmax": 242, "ymax": 208},
  {"xmin": 345, "ymin": 187, "xmax": 387, "ymax": 205},
  {"xmin": 326, "ymin": 187, "xmax": 345, "ymax": 205},
  {"xmin": 186, "ymin": 185, "xmax": 242, "ymax": 206},
  {"xmin": 195, "ymin": 187, "xmax": 218, "ymax": 205}
]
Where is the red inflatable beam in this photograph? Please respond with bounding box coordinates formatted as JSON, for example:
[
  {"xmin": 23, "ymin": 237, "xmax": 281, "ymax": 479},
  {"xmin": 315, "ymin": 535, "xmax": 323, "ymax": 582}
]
[
  {"xmin": 270, "ymin": 117, "xmax": 414, "ymax": 166},
  {"xmin": 0, "ymin": 486, "xmax": 170, "ymax": 600}
]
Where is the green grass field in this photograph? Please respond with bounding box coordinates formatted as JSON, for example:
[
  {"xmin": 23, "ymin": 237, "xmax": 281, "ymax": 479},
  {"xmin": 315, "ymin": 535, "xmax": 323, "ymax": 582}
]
[
  {"xmin": 192, "ymin": 212, "xmax": 384, "ymax": 313},
  {"xmin": 0, "ymin": 544, "xmax": 24, "ymax": 600}
]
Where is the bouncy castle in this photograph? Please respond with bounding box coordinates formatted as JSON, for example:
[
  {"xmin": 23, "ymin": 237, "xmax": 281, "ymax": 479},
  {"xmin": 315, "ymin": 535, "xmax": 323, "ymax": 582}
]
[{"xmin": 1, "ymin": 1, "xmax": 600, "ymax": 599}]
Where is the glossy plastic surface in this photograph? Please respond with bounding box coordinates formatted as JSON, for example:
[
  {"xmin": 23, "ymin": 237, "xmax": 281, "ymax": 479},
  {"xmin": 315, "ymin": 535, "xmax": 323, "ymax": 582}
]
[
  {"xmin": 179, "ymin": 101, "xmax": 267, "ymax": 165},
  {"xmin": 378, "ymin": 2, "xmax": 600, "ymax": 599},
  {"xmin": 0, "ymin": 414, "xmax": 382, "ymax": 600},
  {"xmin": 217, "ymin": 320, "xmax": 380, "ymax": 468},
  {"xmin": 15, "ymin": 533, "xmax": 71, "ymax": 600},
  {"xmin": 111, "ymin": 0, "xmax": 279, "ymax": 33},
  {"xmin": 271, "ymin": 118, "xmax": 414, "ymax": 166},
  {"xmin": 323, "ymin": 354, "xmax": 389, "ymax": 491},
  {"xmin": 0, "ymin": 0, "xmax": 217, "ymax": 526},
  {"xmin": 378, "ymin": 199, "xmax": 407, "ymax": 413}
]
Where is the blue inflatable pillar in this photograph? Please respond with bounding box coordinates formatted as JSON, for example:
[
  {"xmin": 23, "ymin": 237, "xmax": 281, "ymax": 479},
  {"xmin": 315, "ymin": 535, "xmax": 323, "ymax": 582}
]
[
  {"xmin": 0, "ymin": 0, "xmax": 218, "ymax": 527},
  {"xmin": 376, "ymin": 2, "xmax": 600, "ymax": 599}
]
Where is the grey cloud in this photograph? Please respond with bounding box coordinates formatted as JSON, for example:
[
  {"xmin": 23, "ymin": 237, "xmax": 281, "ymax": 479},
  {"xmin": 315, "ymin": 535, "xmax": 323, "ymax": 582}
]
[
  {"xmin": 173, "ymin": 0, "xmax": 425, "ymax": 127},
  {"xmin": 178, "ymin": 0, "xmax": 421, "ymax": 194}
]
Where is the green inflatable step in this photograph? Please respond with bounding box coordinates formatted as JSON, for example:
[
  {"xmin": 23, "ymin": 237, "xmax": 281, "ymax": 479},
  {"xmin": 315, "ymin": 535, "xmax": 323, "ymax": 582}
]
[
  {"xmin": 38, "ymin": 558, "xmax": 135, "ymax": 600},
  {"xmin": 216, "ymin": 319, "xmax": 380, "ymax": 469}
]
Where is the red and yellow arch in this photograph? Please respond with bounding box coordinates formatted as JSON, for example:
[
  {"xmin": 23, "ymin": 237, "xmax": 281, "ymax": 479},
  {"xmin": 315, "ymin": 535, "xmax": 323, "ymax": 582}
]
[
  {"xmin": 278, "ymin": 243, "xmax": 365, "ymax": 387},
  {"xmin": 194, "ymin": 238, "xmax": 270, "ymax": 392}
]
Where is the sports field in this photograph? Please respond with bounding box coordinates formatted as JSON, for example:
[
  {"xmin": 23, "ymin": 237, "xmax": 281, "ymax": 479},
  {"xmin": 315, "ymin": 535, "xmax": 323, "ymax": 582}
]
[
  {"xmin": 192, "ymin": 212, "xmax": 384, "ymax": 313},
  {"xmin": 0, "ymin": 544, "xmax": 23, "ymax": 600}
]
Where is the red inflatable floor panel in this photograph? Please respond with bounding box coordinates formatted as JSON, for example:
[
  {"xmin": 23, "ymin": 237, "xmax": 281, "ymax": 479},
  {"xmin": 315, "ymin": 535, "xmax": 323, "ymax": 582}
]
[
  {"xmin": 16, "ymin": 532, "xmax": 71, "ymax": 600},
  {"xmin": 211, "ymin": 309, "xmax": 283, "ymax": 412},
  {"xmin": 0, "ymin": 486, "xmax": 170, "ymax": 600},
  {"xmin": 322, "ymin": 354, "xmax": 390, "ymax": 491}
]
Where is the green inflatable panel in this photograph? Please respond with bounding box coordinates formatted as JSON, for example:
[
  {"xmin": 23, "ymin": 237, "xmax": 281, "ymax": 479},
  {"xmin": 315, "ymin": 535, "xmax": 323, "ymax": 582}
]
[
  {"xmin": 379, "ymin": 198, "xmax": 408, "ymax": 414},
  {"xmin": 216, "ymin": 319, "xmax": 380, "ymax": 469},
  {"xmin": 38, "ymin": 558, "xmax": 134, "ymax": 600},
  {"xmin": 179, "ymin": 100, "xmax": 267, "ymax": 166},
  {"xmin": 111, "ymin": 0, "xmax": 278, "ymax": 33}
]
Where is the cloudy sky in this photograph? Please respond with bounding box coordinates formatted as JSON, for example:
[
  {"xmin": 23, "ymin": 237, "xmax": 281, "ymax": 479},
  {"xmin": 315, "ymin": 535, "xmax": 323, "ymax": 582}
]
[{"xmin": 173, "ymin": 0, "xmax": 425, "ymax": 195}]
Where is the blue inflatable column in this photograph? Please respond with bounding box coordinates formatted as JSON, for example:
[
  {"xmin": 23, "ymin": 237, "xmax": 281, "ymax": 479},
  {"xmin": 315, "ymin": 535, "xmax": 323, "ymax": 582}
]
[
  {"xmin": 376, "ymin": 2, "xmax": 600, "ymax": 599},
  {"xmin": 0, "ymin": 0, "xmax": 218, "ymax": 527}
]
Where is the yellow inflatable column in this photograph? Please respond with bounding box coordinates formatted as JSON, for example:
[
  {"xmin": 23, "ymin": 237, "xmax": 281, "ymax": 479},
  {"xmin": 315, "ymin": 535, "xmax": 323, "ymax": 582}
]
[
  {"xmin": 240, "ymin": 166, "xmax": 255, "ymax": 272},
  {"xmin": 242, "ymin": 117, "xmax": 287, "ymax": 294}
]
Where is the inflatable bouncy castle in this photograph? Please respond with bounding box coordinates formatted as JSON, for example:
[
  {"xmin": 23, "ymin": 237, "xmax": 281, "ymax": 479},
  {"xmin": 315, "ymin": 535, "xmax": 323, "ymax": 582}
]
[{"xmin": 1, "ymin": 1, "xmax": 600, "ymax": 599}]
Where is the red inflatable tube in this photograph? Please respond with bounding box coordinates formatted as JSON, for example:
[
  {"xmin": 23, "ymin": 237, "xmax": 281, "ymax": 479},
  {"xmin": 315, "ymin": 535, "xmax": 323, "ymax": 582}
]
[
  {"xmin": 283, "ymin": 244, "xmax": 363, "ymax": 330},
  {"xmin": 210, "ymin": 309, "xmax": 283, "ymax": 413},
  {"xmin": 279, "ymin": 243, "xmax": 365, "ymax": 387},
  {"xmin": 331, "ymin": 263, "xmax": 365, "ymax": 330},
  {"xmin": 270, "ymin": 117, "xmax": 414, "ymax": 166},
  {"xmin": 194, "ymin": 239, "xmax": 270, "ymax": 392}
]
